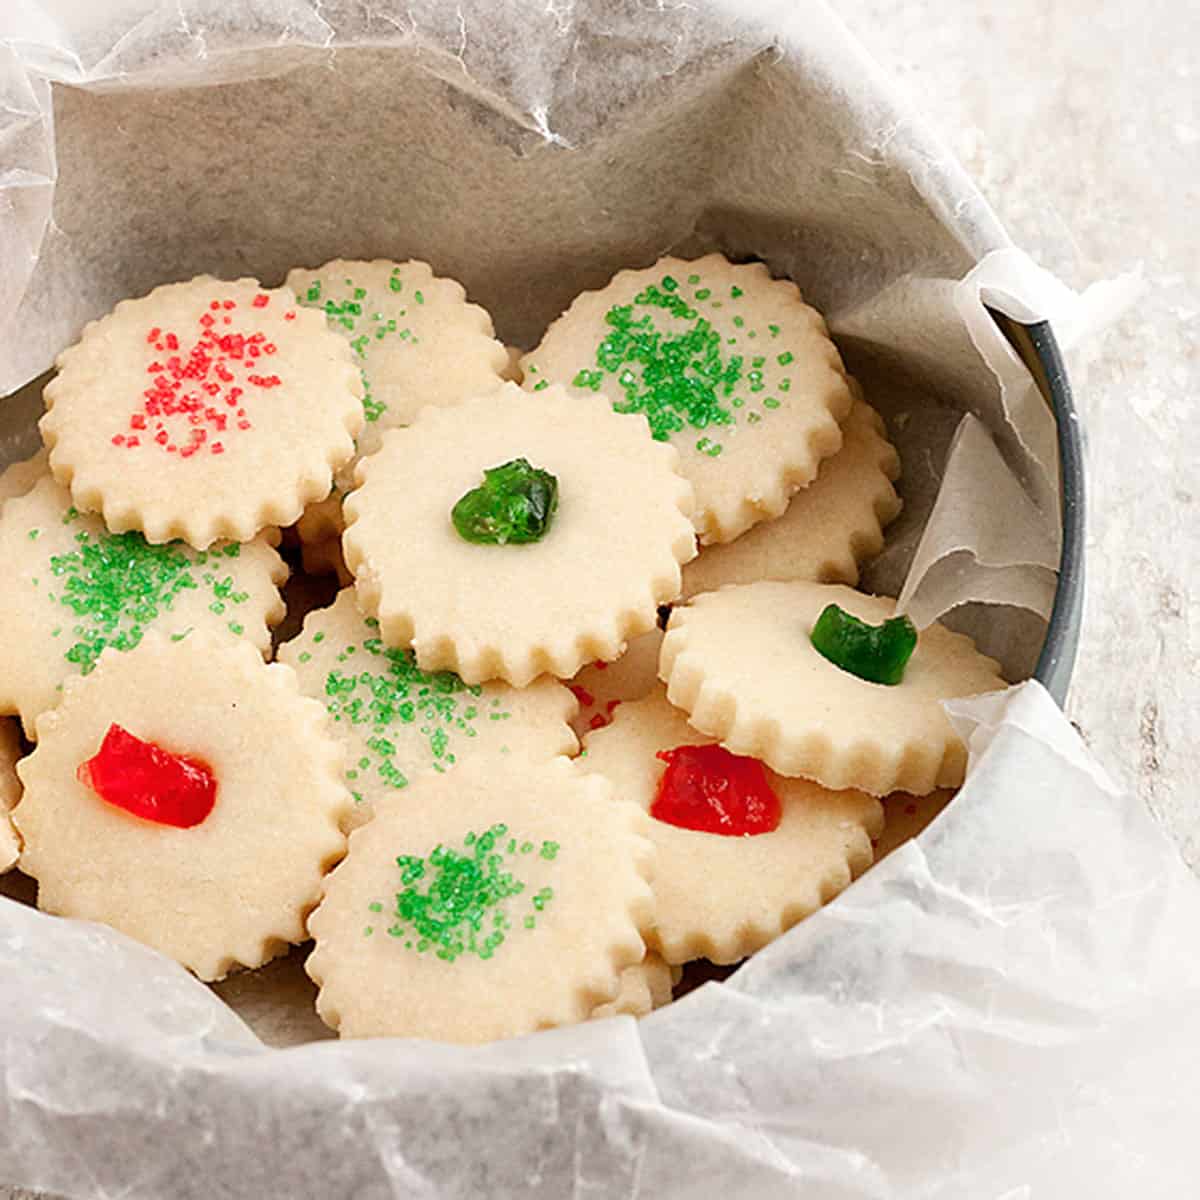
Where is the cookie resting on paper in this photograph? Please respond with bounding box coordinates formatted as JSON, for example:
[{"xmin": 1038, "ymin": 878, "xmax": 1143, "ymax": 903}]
[
  {"xmin": 41, "ymin": 276, "xmax": 363, "ymax": 548},
  {"xmin": 14, "ymin": 632, "xmax": 352, "ymax": 981},
  {"xmin": 286, "ymin": 259, "xmax": 508, "ymax": 544},
  {"xmin": 305, "ymin": 757, "xmax": 655, "ymax": 1042},
  {"xmin": 680, "ymin": 394, "xmax": 901, "ymax": 598},
  {"xmin": 342, "ymin": 383, "xmax": 696, "ymax": 686},
  {"xmin": 659, "ymin": 581, "xmax": 1007, "ymax": 795},
  {"xmin": 278, "ymin": 589, "xmax": 577, "ymax": 829},
  {"xmin": 0, "ymin": 477, "xmax": 287, "ymax": 738},
  {"xmin": 580, "ymin": 689, "xmax": 881, "ymax": 965},
  {"xmin": 521, "ymin": 253, "xmax": 852, "ymax": 544}
]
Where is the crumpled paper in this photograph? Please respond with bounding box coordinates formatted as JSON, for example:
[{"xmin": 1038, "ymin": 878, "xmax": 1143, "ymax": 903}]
[{"xmin": 1, "ymin": 2, "xmax": 1183, "ymax": 1196}]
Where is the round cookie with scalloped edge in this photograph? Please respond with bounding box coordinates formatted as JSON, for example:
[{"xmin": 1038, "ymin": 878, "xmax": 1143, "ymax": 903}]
[
  {"xmin": 591, "ymin": 951, "xmax": 676, "ymax": 1020},
  {"xmin": 305, "ymin": 756, "xmax": 655, "ymax": 1042},
  {"xmin": 568, "ymin": 627, "xmax": 663, "ymax": 739},
  {"xmin": 278, "ymin": 589, "xmax": 578, "ymax": 829},
  {"xmin": 13, "ymin": 631, "xmax": 352, "ymax": 980},
  {"xmin": 579, "ymin": 689, "xmax": 880, "ymax": 965},
  {"xmin": 286, "ymin": 259, "xmax": 509, "ymax": 543},
  {"xmin": 680, "ymin": 394, "xmax": 901, "ymax": 598},
  {"xmin": 0, "ymin": 448, "xmax": 48, "ymax": 509},
  {"xmin": 521, "ymin": 253, "xmax": 852, "ymax": 545},
  {"xmin": 41, "ymin": 276, "xmax": 363, "ymax": 548},
  {"xmin": 659, "ymin": 581, "xmax": 1006, "ymax": 796},
  {"xmin": 0, "ymin": 476, "xmax": 287, "ymax": 738},
  {"xmin": 0, "ymin": 720, "xmax": 22, "ymax": 874},
  {"xmin": 343, "ymin": 383, "xmax": 696, "ymax": 686}
]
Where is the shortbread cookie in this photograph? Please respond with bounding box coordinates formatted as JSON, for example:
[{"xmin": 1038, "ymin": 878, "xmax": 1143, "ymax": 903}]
[
  {"xmin": 875, "ymin": 789, "xmax": 955, "ymax": 860},
  {"xmin": 42, "ymin": 276, "xmax": 363, "ymax": 547},
  {"xmin": 300, "ymin": 536, "xmax": 353, "ymax": 587},
  {"xmin": 306, "ymin": 757, "xmax": 655, "ymax": 1042},
  {"xmin": 522, "ymin": 254, "xmax": 852, "ymax": 544},
  {"xmin": 580, "ymin": 690, "xmax": 880, "ymax": 964},
  {"xmin": 14, "ymin": 632, "xmax": 352, "ymax": 980},
  {"xmin": 278, "ymin": 589, "xmax": 577, "ymax": 828},
  {"xmin": 592, "ymin": 952, "xmax": 675, "ymax": 1019},
  {"xmin": 660, "ymin": 582, "xmax": 1006, "ymax": 795},
  {"xmin": 569, "ymin": 628, "xmax": 663, "ymax": 739},
  {"xmin": 343, "ymin": 384, "xmax": 696, "ymax": 686},
  {"xmin": 680, "ymin": 396, "xmax": 901, "ymax": 598},
  {"xmin": 286, "ymin": 259, "xmax": 509, "ymax": 540},
  {"xmin": 0, "ymin": 477, "xmax": 287, "ymax": 737},
  {"xmin": 294, "ymin": 495, "xmax": 346, "ymax": 546},
  {"xmin": 0, "ymin": 448, "xmax": 48, "ymax": 508},
  {"xmin": 0, "ymin": 720, "xmax": 22, "ymax": 873}
]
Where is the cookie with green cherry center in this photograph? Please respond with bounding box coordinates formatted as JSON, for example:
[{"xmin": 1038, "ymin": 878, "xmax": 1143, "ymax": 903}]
[
  {"xmin": 521, "ymin": 253, "xmax": 853, "ymax": 545},
  {"xmin": 277, "ymin": 588, "xmax": 578, "ymax": 830},
  {"xmin": 342, "ymin": 382, "xmax": 697, "ymax": 687},
  {"xmin": 305, "ymin": 755, "xmax": 655, "ymax": 1043},
  {"xmin": 0, "ymin": 476, "xmax": 287, "ymax": 738},
  {"xmin": 658, "ymin": 581, "xmax": 1007, "ymax": 796}
]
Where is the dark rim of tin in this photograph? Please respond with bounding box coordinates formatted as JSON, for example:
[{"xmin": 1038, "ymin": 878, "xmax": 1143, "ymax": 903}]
[{"xmin": 985, "ymin": 310, "xmax": 1084, "ymax": 707}]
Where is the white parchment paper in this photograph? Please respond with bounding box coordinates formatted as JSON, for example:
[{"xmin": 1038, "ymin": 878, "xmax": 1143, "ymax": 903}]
[{"xmin": 1, "ymin": 2, "xmax": 1182, "ymax": 1195}]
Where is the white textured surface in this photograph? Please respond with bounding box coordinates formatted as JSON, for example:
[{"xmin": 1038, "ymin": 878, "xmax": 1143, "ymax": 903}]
[{"xmin": 839, "ymin": 0, "xmax": 1200, "ymax": 868}]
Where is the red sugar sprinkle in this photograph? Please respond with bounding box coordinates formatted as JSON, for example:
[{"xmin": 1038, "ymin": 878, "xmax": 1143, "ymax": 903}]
[
  {"xmin": 593, "ymin": 661, "xmax": 610, "ymax": 672},
  {"xmin": 284, "ymin": 311, "xmax": 296, "ymax": 321},
  {"xmin": 119, "ymin": 297, "xmax": 287, "ymax": 457},
  {"xmin": 588, "ymin": 713, "xmax": 610, "ymax": 731},
  {"xmin": 568, "ymin": 684, "xmax": 595, "ymax": 708},
  {"xmin": 606, "ymin": 699, "xmax": 621, "ymax": 714}
]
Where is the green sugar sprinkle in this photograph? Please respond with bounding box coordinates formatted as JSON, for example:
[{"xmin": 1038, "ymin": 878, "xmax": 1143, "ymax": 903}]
[
  {"xmin": 572, "ymin": 273, "xmax": 801, "ymax": 452},
  {"xmin": 45, "ymin": 516, "xmax": 251, "ymax": 675},
  {"xmin": 321, "ymin": 630, "xmax": 505, "ymax": 793},
  {"xmin": 296, "ymin": 273, "xmax": 424, "ymax": 423},
  {"xmin": 363, "ymin": 825, "xmax": 558, "ymax": 960}
]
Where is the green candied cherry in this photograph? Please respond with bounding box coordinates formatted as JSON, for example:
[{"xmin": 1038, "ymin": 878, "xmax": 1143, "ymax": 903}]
[
  {"xmin": 810, "ymin": 603, "xmax": 918, "ymax": 686},
  {"xmin": 451, "ymin": 458, "xmax": 558, "ymax": 546}
]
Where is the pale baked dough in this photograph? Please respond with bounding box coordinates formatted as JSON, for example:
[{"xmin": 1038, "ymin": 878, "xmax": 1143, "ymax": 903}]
[
  {"xmin": 0, "ymin": 477, "xmax": 287, "ymax": 738},
  {"xmin": 14, "ymin": 632, "xmax": 352, "ymax": 980},
  {"xmin": 0, "ymin": 720, "xmax": 22, "ymax": 873},
  {"xmin": 278, "ymin": 589, "xmax": 578, "ymax": 828},
  {"xmin": 42, "ymin": 276, "xmax": 363, "ymax": 547},
  {"xmin": 522, "ymin": 254, "xmax": 852, "ymax": 544},
  {"xmin": 591, "ymin": 951, "xmax": 675, "ymax": 1019},
  {"xmin": 0, "ymin": 448, "xmax": 48, "ymax": 508},
  {"xmin": 874, "ymin": 789, "xmax": 956, "ymax": 860},
  {"xmin": 343, "ymin": 383, "xmax": 696, "ymax": 686},
  {"xmin": 579, "ymin": 690, "xmax": 881, "ymax": 964},
  {"xmin": 299, "ymin": 536, "xmax": 353, "ymax": 587},
  {"xmin": 286, "ymin": 260, "xmax": 509, "ymax": 542},
  {"xmin": 680, "ymin": 396, "xmax": 901, "ymax": 598},
  {"xmin": 501, "ymin": 346, "xmax": 525, "ymax": 384},
  {"xmin": 306, "ymin": 756, "xmax": 655, "ymax": 1042},
  {"xmin": 569, "ymin": 628, "xmax": 663, "ymax": 739},
  {"xmin": 659, "ymin": 582, "xmax": 1007, "ymax": 795}
]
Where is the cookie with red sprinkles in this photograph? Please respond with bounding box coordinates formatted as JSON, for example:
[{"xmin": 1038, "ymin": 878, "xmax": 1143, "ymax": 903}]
[{"xmin": 41, "ymin": 276, "xmax": 363, "ymax": 548}]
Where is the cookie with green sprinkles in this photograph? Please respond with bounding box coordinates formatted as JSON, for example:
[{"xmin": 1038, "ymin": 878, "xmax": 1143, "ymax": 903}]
[
  {"xmin": 278, "ymin": 589, "xmax": 577, "ymax": 829},
  {"xmin": 0, "ymin": 720, "xmax": 22, "ymax": 874},
  {"xmin": 285, "ymin": 259, "xmax": 509, "ymax": 544},
  {"xmin": 0, "ymin": 476, "xmax": 287, "ymax": 738},
  {"xmin": 305, "ymin": 756, "xmax": 655, "ymax": 1042},
  {"xmin": 658, "ymin": 581, "xmax": 1006, "ymax": 796},
  {"xmin": 13, "ymin": 630, "xmax": 352, "ymax": 981},
  {"xmin": 343, "ymin": 383, "xmax": 696, "ymax": 687},
  {"xmin": 41, "ymin": 276, "xmax": 363, "ymax": 548},
  {"xmin": 521, "ymin": 253, "xmax": 853, "ymax": 544}
]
